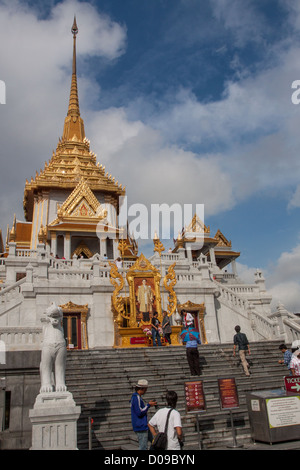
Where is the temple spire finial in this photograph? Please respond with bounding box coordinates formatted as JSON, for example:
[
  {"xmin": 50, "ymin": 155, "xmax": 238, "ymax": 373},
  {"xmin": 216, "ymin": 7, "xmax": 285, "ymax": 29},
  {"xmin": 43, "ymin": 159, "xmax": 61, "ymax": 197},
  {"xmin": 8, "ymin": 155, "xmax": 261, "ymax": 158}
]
[
  {"xmin": 72, "ymin": 15, "xmax": 78, "ymax": 36},
  {"xmin": 67, "ymin": 16, "xmax": 80, "ymax": 117},
  {"xmin": 62, "ymin": 16, "xmax": 86, "ymax": 143}
]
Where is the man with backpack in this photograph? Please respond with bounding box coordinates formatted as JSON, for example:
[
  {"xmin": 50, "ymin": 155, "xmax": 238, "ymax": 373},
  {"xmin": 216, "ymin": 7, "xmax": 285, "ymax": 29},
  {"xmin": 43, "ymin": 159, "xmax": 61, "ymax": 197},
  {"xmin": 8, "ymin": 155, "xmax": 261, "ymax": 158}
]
[
  {"xmin": 148, "ymin": 391, "xmax": 183, "ymax": 450},
  {"xmin": 233, "ymin": 325, "xmax": 251, "ymax": 377}
]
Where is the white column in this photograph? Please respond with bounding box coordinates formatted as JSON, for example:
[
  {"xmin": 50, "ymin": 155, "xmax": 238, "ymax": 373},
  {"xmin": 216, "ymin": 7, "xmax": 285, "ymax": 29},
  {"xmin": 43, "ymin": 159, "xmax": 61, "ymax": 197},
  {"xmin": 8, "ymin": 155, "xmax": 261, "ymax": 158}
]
[
  {"xmin": 231, "ymin": 258, "xmax": 238, "ymax": 276},
  {"xmin": 209, "ymin": 247, "xmax": 216, "ymax": 265},
  {"xmin": 64, "ymin": 232, "xmax": 71, "ymax": 259},
  {"xmin": 100, "ymin": 237, "xmax": 106, "ymax": 257},
  {"xmin": 50, "ymin": 233, "xmax": 57, "ymax": 257}
]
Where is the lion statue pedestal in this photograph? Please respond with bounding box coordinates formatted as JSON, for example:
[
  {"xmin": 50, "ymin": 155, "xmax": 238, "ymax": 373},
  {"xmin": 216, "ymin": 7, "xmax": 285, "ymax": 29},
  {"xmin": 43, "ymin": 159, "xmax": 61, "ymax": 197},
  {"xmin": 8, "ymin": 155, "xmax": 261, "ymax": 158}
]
[
  {"xmin": 29, "ymin": 303, "xmax": 81, "ymax": 450},
  {"xmin": 29, "ymin": 391, "xmax": 81, "ymax": 450}
]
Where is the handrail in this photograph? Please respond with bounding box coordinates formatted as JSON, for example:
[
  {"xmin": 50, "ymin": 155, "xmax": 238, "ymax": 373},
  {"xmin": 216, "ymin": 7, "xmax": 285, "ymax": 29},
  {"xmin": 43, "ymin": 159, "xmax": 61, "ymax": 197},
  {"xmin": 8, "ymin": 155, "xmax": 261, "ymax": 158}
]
[{"xmin": 0, "ymin": 277, "xmax": 26, "ymax": 296}]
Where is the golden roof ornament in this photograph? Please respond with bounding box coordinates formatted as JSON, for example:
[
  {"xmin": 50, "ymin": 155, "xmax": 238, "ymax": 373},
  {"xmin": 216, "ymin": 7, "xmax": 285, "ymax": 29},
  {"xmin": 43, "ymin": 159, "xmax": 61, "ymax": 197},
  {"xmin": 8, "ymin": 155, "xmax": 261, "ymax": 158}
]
[
  {"xmin": 38, "ymin": 224, "xmax": 47, "ymax": 244},
  {"xmin": 9, "ymin": 215, "xmax": 16, "ymax": 242},
  {"xmin": 176, "ymin": 230, "xmax": 184, "ymax": 248},
  {"xmin": 153, "ymin": 231, "xmax": 165, "ymax": 257}
]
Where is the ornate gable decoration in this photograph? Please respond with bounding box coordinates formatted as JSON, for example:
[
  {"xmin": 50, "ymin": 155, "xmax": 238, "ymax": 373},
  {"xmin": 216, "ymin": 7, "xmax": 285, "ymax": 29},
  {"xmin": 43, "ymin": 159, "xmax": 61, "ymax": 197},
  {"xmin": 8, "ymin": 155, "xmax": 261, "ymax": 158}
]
[
  {"xmin": 185, "ymin": 214, "xmax": 210, "ymax": 234},
  {"xmin": 214, "ymin": 229, "xmax": 232, "ymax": 247},
  {"xmin": 71, "ymin": 199, "xmax": 95, "ymax": 218},
  {"xmin": 49, "ymin": 179, "xmax": 107, "ymax": 226}
]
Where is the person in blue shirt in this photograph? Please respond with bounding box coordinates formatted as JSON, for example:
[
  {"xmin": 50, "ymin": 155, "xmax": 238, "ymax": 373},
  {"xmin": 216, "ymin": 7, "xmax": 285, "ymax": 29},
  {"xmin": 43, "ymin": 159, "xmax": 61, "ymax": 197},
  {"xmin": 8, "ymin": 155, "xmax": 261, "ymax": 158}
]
[
  {"xmin": 278, "ymin": 344, "xmax": 292, "ymax": 375},
  {"xmin": 130, "ymin": 379, "xmax": 157, "ymax": 450},
  {"xmin": 184, "ymin": 328, "xmax": 201, "ymax": 376}
]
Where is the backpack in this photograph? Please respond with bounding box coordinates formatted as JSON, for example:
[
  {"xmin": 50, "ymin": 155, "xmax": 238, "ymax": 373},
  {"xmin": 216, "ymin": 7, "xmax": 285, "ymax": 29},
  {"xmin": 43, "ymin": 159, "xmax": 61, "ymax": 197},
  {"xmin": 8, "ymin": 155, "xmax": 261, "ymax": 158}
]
[{"xmin": 150, "ymin": 409, "xmax": 173, "ymax": 451}]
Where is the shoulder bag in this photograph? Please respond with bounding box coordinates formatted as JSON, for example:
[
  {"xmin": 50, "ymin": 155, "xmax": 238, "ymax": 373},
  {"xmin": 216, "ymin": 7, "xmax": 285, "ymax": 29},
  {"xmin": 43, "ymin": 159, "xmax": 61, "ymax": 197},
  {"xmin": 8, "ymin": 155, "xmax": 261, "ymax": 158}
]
[{"xmin": 150, "ymin": 408, "xmax": 173, "ymax": 451}]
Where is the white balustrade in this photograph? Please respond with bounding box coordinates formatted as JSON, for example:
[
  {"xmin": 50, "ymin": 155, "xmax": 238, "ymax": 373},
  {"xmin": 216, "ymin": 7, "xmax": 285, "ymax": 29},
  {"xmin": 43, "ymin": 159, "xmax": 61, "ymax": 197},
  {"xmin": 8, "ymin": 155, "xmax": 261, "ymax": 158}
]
[
  {"xmin": 16, "ymin": 249, "xmax": 38, "ymax": 258},
  {"xmin": 0, "ymin": 327, "xmax": 42, "ymax": 349}
]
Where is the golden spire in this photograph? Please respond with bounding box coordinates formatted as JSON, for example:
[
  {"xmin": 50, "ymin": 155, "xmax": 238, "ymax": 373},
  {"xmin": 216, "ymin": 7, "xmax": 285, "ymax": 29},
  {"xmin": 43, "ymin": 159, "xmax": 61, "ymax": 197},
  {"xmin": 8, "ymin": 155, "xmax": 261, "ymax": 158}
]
[
  {"xmin": 62, "ymin": 17, "xmax": 85, "ymax": 142},
  {"xmin": 23, "ymin": 17, "xmax": 126, "ymax": 223},
  {"xmin": 68, "ymin": 16, "xmax": 80, "ymax": 117}
]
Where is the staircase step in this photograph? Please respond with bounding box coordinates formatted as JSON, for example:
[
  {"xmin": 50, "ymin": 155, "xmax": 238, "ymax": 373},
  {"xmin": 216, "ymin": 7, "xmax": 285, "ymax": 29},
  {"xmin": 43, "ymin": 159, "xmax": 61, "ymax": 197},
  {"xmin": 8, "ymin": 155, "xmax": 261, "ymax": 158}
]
[{"xmin": 65, "ymin": 340, "xmax": 289, "ymax": 450}]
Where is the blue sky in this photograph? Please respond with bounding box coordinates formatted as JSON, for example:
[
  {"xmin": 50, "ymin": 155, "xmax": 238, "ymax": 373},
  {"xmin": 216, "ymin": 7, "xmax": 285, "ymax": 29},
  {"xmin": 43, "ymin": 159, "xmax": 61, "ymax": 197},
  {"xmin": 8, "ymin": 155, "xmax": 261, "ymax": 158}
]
[{"xmin": 1, "ymin": 0, "xmax": 300, "ymax": 311}]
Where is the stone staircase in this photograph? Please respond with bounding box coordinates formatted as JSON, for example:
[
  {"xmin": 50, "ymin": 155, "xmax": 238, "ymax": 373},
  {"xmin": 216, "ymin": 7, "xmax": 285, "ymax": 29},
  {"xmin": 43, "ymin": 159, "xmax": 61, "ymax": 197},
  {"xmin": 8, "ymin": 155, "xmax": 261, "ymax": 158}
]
[{"xmin": 65, "ymin": 340, "xmax": 288, "ymax": 450}]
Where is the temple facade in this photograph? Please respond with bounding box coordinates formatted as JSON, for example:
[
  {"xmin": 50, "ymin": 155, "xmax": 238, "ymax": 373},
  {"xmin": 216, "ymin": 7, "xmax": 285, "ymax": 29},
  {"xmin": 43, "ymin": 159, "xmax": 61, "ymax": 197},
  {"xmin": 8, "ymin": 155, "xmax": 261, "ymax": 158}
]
[{"xmin": 1, "ymin": 20, "xmax": 300, "ymax": 356}]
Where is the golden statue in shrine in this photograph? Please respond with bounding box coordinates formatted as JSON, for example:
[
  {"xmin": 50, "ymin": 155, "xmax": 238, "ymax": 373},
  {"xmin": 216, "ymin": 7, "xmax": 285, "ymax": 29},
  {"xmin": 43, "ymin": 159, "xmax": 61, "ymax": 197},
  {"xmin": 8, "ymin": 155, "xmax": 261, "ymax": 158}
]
[{"xmin": 109, "ymin": 251, "xmax": 181, "ymax": 348}]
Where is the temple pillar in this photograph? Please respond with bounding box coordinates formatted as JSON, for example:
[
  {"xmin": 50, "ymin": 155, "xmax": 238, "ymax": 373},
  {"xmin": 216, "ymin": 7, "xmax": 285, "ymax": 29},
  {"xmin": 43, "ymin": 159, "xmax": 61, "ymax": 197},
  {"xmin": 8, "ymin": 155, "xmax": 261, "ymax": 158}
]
[
  {"xmin": 209, "ymin": 247, "xmax": 216, "ymax": 265},
  {"xmin": 231, "ymin": 258, "xmax": 238, "ymax": 277},
  {"xmin": 185, "ymin": 243, "xmax": 193, "ymax": 263},
  {"xmin": 100, "ymin": 237, "xmax": 106, "ymax": 257},
  {"xmin": 113, "ymin": 239, "xmax": 118, "ymax": 260},
  {"xmin": 50, "ymin": 232, "xmax": 57, "ymax": 257},
  {"xmin": 64, "ymin": 232, "xmax": 71, "ymax": 259}
]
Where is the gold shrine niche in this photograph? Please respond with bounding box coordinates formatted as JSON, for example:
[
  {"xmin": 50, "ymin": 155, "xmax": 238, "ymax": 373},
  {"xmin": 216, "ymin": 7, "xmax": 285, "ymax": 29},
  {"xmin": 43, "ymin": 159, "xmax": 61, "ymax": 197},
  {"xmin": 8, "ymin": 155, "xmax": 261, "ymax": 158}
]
[
  {"xmin": 59, "ymin": 301, "xmax": 89, "ymax": 350},
  {"xmin": 177, "ymin": 300, "xmax": 208, "ymax": 344},
  {"xmin": 109, "ymin": 253, "xmax": 182, "ymax": 347}
]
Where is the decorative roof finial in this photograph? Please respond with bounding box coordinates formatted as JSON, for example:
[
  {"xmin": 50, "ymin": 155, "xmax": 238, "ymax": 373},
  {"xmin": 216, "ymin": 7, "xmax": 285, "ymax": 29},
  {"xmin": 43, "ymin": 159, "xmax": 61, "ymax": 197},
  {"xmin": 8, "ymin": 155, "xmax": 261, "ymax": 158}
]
[
  {"xmin": 71, "ymin": 16, "xmax": 78, "ymax": 37},
  {"xmin": 67, "ymin": 16, "xmax": 80, "ymax": 117}
]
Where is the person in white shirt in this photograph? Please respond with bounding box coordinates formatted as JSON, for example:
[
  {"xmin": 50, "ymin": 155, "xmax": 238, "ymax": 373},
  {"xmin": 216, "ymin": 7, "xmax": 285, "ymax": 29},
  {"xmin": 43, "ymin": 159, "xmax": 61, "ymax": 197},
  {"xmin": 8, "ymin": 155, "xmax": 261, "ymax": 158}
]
[
  {"xmin": 182, "ymin": 309, "xmax": 194, "ymax": 327},
  {"xmin": 148, "ymin": 391, "xmax": 183, "ymax": 450}
]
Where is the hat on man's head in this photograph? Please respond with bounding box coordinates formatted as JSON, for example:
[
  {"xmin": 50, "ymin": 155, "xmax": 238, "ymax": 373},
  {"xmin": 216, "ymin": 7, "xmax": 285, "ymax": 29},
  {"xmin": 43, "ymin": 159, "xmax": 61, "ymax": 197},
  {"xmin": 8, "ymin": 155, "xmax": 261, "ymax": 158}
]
[{"xmin": 136, "ymin": 379, "xmax": 148, "ymax": 388}]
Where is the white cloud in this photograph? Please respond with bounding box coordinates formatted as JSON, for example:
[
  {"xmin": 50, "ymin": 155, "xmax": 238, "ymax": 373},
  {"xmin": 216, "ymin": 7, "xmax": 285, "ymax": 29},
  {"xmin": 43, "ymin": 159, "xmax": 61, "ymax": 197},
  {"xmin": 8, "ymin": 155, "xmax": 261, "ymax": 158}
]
[
  {"xmin": 133, "ymin": 35, "xmax": 300, "ymax": 209},
  {"xmin": 86, "ymin": 107, "xmax": 234, "ymax": 216},
  {"xmin": 267, "ymin": 243, "xmax": 300, "ymax": 284},
  {"xmin": 266, "ymin": 243, "xmax": 300, "ymax": 312},
  {"xmin": 288, "ymin": 184, "xmax": 300, "ymax": 209},
  {"xmin": 235, "ymin": 244, "xmax": 300, "ymax": 313},
  {"xmin": 210, "ymin": 0, "xmax": 268, "ymax": 46},
  {"xmin": 235, "ymin": 262, "xmax": 257, "ymax": 285},
  {"xmin": 268, "ymin": 281, "xmax": 300, "ymax": 313}
]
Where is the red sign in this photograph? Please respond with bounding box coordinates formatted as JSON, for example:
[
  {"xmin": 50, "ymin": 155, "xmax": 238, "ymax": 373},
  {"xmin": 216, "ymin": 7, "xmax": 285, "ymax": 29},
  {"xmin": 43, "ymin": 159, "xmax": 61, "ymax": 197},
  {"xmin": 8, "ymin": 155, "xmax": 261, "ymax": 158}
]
[
  {"xmin": 130, "ymin": 337, "xmax": 147, "ymax": 345},
  {"xmin": 284, "ymin": 376, "xmax": 300, "ymax": 394},
  {"xmin": 184, "ymin": 381, "xmax": 206, "ymax": 412},
  {"xmin": 218, "ymin": 378, "xmax": 239, "ymax": 410}
]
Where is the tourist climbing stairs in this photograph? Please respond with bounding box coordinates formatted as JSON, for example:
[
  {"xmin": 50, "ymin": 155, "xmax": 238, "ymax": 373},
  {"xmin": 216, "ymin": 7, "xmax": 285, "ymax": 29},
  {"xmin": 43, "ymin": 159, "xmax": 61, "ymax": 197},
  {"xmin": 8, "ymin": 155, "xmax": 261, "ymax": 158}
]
[{"xmin": 65, "ymin": 340, "xmax": 288, "ymax": 450}]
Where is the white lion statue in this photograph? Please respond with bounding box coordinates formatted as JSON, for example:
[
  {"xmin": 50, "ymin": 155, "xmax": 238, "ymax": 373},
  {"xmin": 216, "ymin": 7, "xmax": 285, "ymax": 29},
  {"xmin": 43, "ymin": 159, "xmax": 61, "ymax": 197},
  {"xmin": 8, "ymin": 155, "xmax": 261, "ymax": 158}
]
[{"xmin": 40, "ymin": 302, "xmax": 67, "ymax": 393}]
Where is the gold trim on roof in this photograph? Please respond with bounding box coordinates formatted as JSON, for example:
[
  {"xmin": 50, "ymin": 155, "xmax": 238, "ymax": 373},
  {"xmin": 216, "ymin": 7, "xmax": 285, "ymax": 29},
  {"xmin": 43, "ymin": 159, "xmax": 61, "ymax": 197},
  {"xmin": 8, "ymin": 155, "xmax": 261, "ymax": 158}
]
[
  {"xmin": 48, "ymin": 179, "xmax": 108, "ymax": 226},
  {"xmin": 71, "ymin": 241, "xmax": 94, "ymax": 259},
  {"xmin": 60, "ymin": 300, "xmax": 88, "ymax": 314},
  {"xmin": 178, "ymin": 301, "xmax": 205, "ymax": 312},
  {"xmin": 214, "ymin": 229, "xmax": 232, "ymax": 247},
  {"xmin": 185, "ymin": 214, "xmax": 210, "ymax": 234}
]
